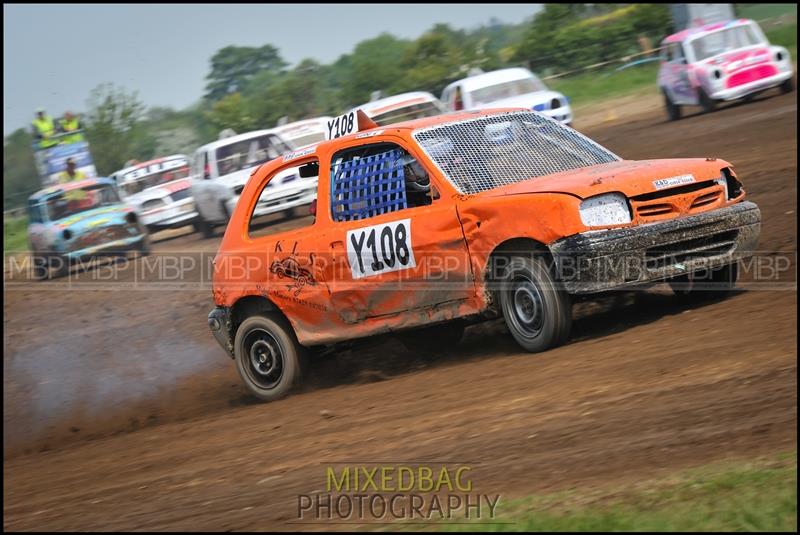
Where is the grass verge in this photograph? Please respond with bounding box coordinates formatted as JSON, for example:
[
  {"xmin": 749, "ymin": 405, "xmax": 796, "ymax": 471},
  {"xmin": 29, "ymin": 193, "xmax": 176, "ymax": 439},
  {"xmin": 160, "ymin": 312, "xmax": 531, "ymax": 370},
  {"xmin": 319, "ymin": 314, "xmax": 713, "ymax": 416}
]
[
  {"xmin": 3, "ymin": 215, "xmax": 28, "ymax": 253},
  {"xmin": 408, "ymin": 452, "xmax": 797, "ymax": 532}
]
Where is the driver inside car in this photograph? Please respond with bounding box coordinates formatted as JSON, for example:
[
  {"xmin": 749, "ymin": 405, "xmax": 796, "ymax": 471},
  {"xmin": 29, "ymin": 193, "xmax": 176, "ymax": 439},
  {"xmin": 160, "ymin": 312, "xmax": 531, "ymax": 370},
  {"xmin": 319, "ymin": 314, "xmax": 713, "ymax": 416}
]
[{"xmin": 397, "ymin": 152, "xmax": 433, "ymax": 208}]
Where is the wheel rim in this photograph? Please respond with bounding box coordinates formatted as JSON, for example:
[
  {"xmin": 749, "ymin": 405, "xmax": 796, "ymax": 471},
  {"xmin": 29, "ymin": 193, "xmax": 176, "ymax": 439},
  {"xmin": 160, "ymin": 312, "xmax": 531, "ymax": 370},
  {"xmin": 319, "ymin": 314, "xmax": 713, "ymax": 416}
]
[
  {"xmin": 509, "ymin": 274, "xmax": 545, "ymax": 338},
  {"xmin": 243, "ymin": 328, "xmax": 284, "ymax": 390}
]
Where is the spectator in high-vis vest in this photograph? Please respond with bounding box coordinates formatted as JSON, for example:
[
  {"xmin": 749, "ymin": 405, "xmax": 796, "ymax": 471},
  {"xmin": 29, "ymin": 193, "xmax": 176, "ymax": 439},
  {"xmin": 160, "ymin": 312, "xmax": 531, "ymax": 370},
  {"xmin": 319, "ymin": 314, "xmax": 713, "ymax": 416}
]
[
  {"xmin": 59, "ymin": 111, "xmax": 84, "ymax": 144},
  {"xmin": 32, "ymin": 108, "xmax": 58, "ymax": 148},
  {"xmin": 58, "ymin": 158, "xmax": 86, "ymax": 183},
  {"xmin": 59, "ymin": 158, "xmax": 88, "ymax": 201}
]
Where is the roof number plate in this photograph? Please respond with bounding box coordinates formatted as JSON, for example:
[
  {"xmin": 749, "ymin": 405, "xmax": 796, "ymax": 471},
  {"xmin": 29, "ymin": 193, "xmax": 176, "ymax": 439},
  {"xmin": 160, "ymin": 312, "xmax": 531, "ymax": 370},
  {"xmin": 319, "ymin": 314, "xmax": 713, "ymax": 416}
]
[{"xmin": 326, "ymin": 111, "xmax": 358, "ymax": 140}]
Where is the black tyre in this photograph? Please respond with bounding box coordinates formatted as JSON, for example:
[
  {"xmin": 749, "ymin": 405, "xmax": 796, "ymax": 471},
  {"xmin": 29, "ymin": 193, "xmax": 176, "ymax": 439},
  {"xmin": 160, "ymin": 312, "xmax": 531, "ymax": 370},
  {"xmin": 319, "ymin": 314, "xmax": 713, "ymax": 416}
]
[
  {"xmin": 669, "ymin": 262, "xmax": 738, "ymax": 297},
  {"xmin": 194, "ymin": 213, "xmax": 215, "ymax": 239},
  {"xmin": 234, "ymin": 314, "xmax": 307, "ymax": 402},
  {"xmin": 497, "ymin": 255, "xmax": 572, "ymax": 353},
  {"xmin": 398, "ymin": 320, "xmax": 465, "ymax": 354},
  {"xmin": 50, "ymin": 255, "xmax": 71, "ymax": 280},
  {"xmin": 781, "ymin": 76, "xmax": 794, "ymax": 94},
  {"xmin": 699, "ymin": 88, "xmax": 716, "ymax": 113},
  {"xmin": 31, "ymin": 254, "xmax": 49, "ymax": 281},
  {"xmin": 138, "ymin": 233, "xmax": 152, "ymax": 256},
  {"xmin": 663, "ymin": 90, "xmax": 681, "ymax": 121}
]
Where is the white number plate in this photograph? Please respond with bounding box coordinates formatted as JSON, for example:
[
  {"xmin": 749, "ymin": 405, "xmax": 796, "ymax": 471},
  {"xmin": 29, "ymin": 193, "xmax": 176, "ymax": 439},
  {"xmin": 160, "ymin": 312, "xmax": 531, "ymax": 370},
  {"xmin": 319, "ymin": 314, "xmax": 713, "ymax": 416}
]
[
  {"xmin": 326, "ymin": 111, "xmax": 358, "ymax": 140},
  {"xmin": 346, "ymin": 219, "xmax": 416, "ymax": 279}
]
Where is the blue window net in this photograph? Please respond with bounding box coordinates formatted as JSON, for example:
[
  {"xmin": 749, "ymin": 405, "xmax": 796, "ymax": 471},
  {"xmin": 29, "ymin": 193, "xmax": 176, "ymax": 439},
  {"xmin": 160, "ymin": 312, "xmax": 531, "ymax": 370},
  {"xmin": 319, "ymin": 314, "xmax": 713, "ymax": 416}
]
[{"xmin": 331, "ymin": 148, "xmax": 407, "ymax": 222}]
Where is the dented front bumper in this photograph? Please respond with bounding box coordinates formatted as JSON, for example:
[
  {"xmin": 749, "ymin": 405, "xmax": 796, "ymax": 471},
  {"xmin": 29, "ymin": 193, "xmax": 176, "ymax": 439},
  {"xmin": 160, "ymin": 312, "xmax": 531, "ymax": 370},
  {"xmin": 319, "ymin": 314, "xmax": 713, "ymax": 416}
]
[{"xmin": 549, "ymin": 201, "xmax": 761, "ymax": 294}]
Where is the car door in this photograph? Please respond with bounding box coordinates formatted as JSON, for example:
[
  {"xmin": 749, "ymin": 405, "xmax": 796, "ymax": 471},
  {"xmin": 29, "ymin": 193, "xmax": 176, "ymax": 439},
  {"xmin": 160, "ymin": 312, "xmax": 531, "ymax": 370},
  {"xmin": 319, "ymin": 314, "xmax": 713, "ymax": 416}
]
[
  {"xmin": 314, "ymin": 137, "xmax": 476, "ymax": 325},
  {"xmin": 669, "ymin": 43, "xmax": 696, "ymax": 104},
  {"xmin": 192, "ymin": 148, "xmax": 218, "ymax": 220}
]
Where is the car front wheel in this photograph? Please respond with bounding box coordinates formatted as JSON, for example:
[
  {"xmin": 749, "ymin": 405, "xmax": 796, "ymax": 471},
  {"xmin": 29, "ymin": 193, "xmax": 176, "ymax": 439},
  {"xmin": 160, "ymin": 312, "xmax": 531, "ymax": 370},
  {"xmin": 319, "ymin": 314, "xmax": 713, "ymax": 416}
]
[
  {"xmin": 669, "ymin": 262, "xmax": 738, "ymax": 297},
  {"xmin": 234, "ymin": 314, "xmax": 307, "ymax": 402},
  {"xmin": 497, "ymin": 255, "xmax": 572, "ymax": 353},
  {"xmin": 193, "ymin": 211, "xmax": 215, "ymax": 239},
  {"xmin": 781, "ymin": 77, "xmax": 795, "ymax": 94},
  {"xmin": 699, "ymin": 88, "xmax": 717, "ymax": 113},
  {"xmin": 663, "ymin": 90, "xmax": 681, "ymax": 121}
]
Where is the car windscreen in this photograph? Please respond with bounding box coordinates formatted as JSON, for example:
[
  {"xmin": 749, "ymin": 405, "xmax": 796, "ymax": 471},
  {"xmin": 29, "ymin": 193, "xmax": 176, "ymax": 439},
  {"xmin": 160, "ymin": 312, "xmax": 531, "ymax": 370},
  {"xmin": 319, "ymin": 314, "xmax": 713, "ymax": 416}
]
[
  {"xmin": 412, "ymin": 111, "xmax": 620, "ymax": 194},
  {"xmin": 214, "ymin": 134, "xmax": 294, "ymax": 176},
  {"xmin": 468, "ymin": 76, "xmax": 547, "ymax": 107},
  {"xmin": 120, "ymin": 165, "xmax": 190, "ymax": 195},
  {"xmin": 371, "ymin": 101, "xmax": 444, "ymax": 126},
  {"xmin": 45, "ymin": 184, "xmax": 122, "ymax": 220},
  {"xmin": 690, "ymin": 24, "xmax": 764, "ymax": 61}
]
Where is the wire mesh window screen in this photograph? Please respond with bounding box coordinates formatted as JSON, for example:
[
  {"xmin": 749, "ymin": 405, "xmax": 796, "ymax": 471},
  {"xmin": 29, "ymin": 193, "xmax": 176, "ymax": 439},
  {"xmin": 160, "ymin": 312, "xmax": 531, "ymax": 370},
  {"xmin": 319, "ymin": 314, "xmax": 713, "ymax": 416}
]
[
  {"xmin": 412, "ymin": 111, "xmax": 620, "ymax": 194},
  {"xmin": 331, "ymin": 148, "xmax": 408, "ymax": 222}
]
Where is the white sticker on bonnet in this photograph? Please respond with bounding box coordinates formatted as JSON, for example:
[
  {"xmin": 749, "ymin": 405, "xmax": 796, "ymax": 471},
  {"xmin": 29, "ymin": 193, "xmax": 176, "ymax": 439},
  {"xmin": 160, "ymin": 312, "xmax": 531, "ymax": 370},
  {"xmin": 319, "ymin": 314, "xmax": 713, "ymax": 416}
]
[{"xmin": 653, "ymin": 174, "xmax": 695, "ymax": 190}]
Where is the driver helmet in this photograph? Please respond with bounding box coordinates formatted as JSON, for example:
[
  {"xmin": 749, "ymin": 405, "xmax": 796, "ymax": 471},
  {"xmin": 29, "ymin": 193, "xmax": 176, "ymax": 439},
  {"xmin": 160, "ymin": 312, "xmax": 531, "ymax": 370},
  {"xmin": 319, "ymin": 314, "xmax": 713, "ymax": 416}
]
[{"xmin": 397, "ymin": 153, "xmax": 430, "ymax": 193}]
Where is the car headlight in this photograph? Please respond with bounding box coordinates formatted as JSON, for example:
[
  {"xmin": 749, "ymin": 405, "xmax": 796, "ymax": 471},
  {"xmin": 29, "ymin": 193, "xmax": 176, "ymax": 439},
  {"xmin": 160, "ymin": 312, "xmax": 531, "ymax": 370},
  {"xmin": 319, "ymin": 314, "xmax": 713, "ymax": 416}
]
[{"xmin": 579, "ymin": 193, "xmax": 632, "ymax": 227}]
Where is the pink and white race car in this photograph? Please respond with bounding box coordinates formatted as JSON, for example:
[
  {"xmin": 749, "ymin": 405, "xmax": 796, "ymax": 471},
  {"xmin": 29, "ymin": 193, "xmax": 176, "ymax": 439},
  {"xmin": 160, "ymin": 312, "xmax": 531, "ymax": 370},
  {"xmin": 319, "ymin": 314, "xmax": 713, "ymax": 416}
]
[{"xmin": 658, "ymin": 18, "xmax": 794, "ymax": 120}]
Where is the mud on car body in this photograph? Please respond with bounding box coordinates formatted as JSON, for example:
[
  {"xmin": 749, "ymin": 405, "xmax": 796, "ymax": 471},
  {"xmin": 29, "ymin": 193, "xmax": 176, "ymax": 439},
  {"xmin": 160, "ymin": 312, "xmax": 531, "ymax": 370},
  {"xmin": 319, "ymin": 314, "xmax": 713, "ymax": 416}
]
[
  {"xmin": 27, "ymin": 177, "xmax": 150, "ymax": 280},
  {"xmin": 208, "ymin": 109, "xmax": 761, "ymax": 401},
  {"xmin": 658, "ymin": 18, "xmax": 794, "ymax": 120}
]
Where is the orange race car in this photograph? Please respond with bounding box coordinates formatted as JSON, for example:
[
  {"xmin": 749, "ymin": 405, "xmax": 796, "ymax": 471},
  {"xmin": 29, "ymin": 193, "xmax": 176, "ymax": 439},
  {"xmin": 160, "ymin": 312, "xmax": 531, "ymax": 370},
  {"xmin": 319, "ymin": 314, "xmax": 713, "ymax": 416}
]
[{"xmin": 208, "ymin": 109, "xmax": 761, "ymax": 401}]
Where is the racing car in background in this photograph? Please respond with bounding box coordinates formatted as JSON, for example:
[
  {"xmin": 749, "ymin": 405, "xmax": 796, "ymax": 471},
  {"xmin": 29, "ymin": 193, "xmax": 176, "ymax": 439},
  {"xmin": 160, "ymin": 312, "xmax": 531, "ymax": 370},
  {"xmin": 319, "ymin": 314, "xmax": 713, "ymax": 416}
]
[
  {"xmin": 27, "ymin": 177, "xmax": 150, "ymax": 280},
  {"xmin": 351, "ymin": 91, "xmax": 447, "ymax": 126},
  {"xmin": 658, "ymin": 18, "xmax": 794, "ymax": 120},
  {"xmin": 189, "ymin": 129, "xmax": 317, "ymax": 238},
  {"xmin": 110, "ymin": 155, "xmax": 198, "ymax": 233},
  {"xmin": 441, "ymin": 68, "xmax": 573, "ymax": 126},
  {"xmin": 273, "ymin": 117, "xmax": 332, "ymax": 148}
]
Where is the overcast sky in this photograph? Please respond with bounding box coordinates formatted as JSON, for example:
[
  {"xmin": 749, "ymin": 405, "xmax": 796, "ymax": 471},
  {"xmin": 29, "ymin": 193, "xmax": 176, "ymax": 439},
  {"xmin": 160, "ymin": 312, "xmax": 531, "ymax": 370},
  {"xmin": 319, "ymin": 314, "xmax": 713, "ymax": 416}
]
[{"xmin": 3, "ymin": 3, "xmax": 542, "ymax": 135}]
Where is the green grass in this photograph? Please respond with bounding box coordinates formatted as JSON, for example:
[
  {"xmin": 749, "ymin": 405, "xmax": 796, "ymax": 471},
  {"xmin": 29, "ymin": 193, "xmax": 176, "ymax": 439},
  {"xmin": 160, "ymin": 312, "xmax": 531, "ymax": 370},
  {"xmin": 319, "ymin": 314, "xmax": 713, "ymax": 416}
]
[
  {"xmin": 765, "ymin": 22, "xmax": 798, "ymax": 55},
  {"xmin": 3, "ymin": 215, "xmax": 29, "ymax": 253},
  {"xmin": 548, "ymin": 62, "xmax": 660, "ymax": 109},
  {"xmin": 410, "ymin": 452, "xmax": 797, "ymax": 532},
  {"xmin": 736, "ymin": 3, "xmax": 797, "ymax": 21}
]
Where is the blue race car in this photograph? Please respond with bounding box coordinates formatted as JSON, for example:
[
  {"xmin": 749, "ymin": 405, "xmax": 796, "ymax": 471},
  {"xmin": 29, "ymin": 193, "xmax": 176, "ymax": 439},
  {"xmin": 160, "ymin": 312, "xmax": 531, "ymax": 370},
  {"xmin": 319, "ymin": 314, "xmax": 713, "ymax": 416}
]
[{"xmin": 26, "ymin": 177, "xmax": 150, "ymax": 280}]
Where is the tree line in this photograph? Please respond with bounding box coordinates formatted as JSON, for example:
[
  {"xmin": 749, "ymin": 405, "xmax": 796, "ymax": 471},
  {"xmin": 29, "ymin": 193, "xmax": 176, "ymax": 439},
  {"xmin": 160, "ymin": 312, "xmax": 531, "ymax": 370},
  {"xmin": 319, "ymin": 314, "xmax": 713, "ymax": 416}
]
[{"xmin": 4, "ymin": 4, "xmax": 672, "ymax": 209}]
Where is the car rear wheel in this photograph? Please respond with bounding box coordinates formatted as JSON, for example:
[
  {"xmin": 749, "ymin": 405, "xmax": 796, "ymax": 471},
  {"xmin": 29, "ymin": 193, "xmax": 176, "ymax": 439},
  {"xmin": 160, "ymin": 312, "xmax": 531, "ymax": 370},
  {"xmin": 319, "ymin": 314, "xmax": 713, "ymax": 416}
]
[
  {"xmin": 497, "ymin": 255, "xmax": 572, "ymax": 353},
  {"xmin": 663, "ymin": 90, "xmax": 681, "ymax": 121},
  {"xmin": 781, "ymin": 77, "xmax": 795, "ymax": 94},
  {"xmin": 699, "ymin": 88, "xmax": 717, "ymax": 113},
  {"xmin": 669, "ymin": 262, "xmax": 738, "ymax": 296},
  {"xmin": 234, "ymin": 314, "xmax": 308, "ymax": 402},
  {"xmin": 398, "ymin": 320, "xmax": 465, "ymax": 355}
]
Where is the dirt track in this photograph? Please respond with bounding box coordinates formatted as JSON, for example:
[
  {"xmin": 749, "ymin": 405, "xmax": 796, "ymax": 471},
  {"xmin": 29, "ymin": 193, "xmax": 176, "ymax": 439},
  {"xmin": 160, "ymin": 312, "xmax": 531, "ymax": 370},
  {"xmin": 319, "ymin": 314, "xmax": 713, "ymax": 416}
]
[{"xmin": 3, "ymin": 88, "xmax": 797, "ymax": 530}]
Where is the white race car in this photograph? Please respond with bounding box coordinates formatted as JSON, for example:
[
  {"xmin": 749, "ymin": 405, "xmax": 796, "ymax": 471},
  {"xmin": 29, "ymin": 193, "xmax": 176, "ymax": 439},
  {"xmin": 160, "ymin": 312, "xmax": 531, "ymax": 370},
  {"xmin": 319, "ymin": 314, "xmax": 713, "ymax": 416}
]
[
  {"xmin": 112, "ymin": 155, "xmax": 198, "ymax": 233},
  {"xmin": 189, "ymin": 129, "xmax": 317, "ymax": 238},
  {"xmin": 441, "ymin": 67, "xmax": 573, "ymax": 126},
  {"xmin": 351, "ymin": 91, "xmax": 447, "ymax": 126},
  {"xmin": 273, "ymin": 117, "xmax": 332, "ymax": 149}
]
